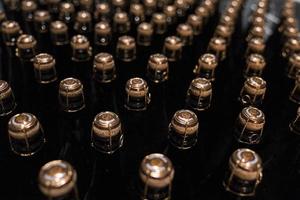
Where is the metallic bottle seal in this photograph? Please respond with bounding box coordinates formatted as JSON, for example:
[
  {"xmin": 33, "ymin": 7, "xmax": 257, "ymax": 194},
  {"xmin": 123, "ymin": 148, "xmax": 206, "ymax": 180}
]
[
  {"xmin": 50, "ymin": 20, "xmax": 69, "ymax": 45},
  {"xmin": 244, "ymin": 53, "xmax": 266, "ymax": 78},
  {"xmin": 235, "ymin": 106, "xmax": 265, "ymax": 144},
  {"xmin": 139, "ymin": 153, "xmax": 174, "ymax": 199},
  {"xmin": 0, "ymin": 80, "xmax": 16, "ymax": 116},
  {"xmin": 176, "ymin": 23, "xmax": 193, "ymax": 46},
  {"xmin": 116, "ymin": 35, "xmax": 136, "ymax": 62},
  {"xmin": 125, "ymin": 77, "xmax": 151, "ymax": 111},
  {"xmin": 147, "ymin": 53, "xmax": 169, "ymax": 83},
  {"xmin": 137, "ymin": 22, "xmax": 153, "ymax": 46},
  {"xmin": 93, "ymin": 53, "xmax": 116, "ymax": 83},
  {"xmin": 169, "ymin": 109, "xmax": 199, "ymax": 149},
  {"xmin": 193, "ymin": 53, "xmax": 218, "ymax": 81},
  {"xmin": 163, "ymin": 36, "xmax": 183, "ymax": 62},
  {"xmin": 91, "ymin": 111, "xmax": 123, "ymax": 154},
  {"xmin": 39, "ymin": 160, "xmax": 78, "ymax": 198},
  {"xmin": 8, "ymin": 113, "xmax": 45, "ymax": 156},
  {"xmin": 1, "ymin": 20, "xmax": 22, "ymax": 46},
  {"xmin": 70, "ymin": 34, "xmax": 92, "ymax": 62},
  {"xmin": 33, "ymin": 53, "xmax": 57, "ymax": 84},
  {"xmin": 186, "ymin": 78, "xmax": 212, "ymax": 111},
  {"xmin": 224, "ymin": 148, "xmax": 263, "ymax": 196},
  {"xmin": 59, "ymin": 77, "xmax": 85, "ymax": 112}
]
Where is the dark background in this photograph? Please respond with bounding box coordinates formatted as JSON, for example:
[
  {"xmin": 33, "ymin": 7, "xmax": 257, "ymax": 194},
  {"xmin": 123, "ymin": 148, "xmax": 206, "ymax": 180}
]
[{"xmin": 0, "ymin": 0, "xmax": 300, "ymax": 200}]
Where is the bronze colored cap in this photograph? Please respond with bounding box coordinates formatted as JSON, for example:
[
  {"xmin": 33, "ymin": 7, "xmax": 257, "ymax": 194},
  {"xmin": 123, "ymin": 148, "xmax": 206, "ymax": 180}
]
[
  {"xmin": 140, "ymin": 153, "xmax": 174, "ymax": 188},
  {"xmin": 8, "ymin": 113, "xmax": 41, "ymax": 139},
  {"xmin": 195, "ymin": 6, "xmax": 209, "ymax": 18},
  {"xmin": 220, "ymin": 15, "xmax": 234, "ymax": 27},
  {"xmin": 215, "ymin": 24, "xmax": 233, "ymax": 38},
  {"xmin": 163, "ymin": 5, "xmax": 176, "ymax": 17},
  {"xmin": 244, "ymin": 76, "xmax": 267, "ymax": 95},
  {"xmin": 16, "ymin": 34, "xmax": 37, "ymax": 49},
  {"xmin": 59, "ymin": 77, "xmax": 83, "ymax": 97},
  {"xmin": 79, "ymin": 0, "xmax": 92, "ymax": 7},
  {"xmin": 130, "ymin": 3, "xmax": 144, "ymax": 16},
  {"xmin": 187, "ymin": 14, "xmax": 202, "ymax": 26},
  {"xmin": 117, "ymin": 35, "xmax": 136, "ymax": 49},
  {"xmin": 247, "ymin": 54, "xmax": 266, "ymax": 70},
  {"xmin": 189, "ymin": 78, "xmax": 212, "ymax": 97},
  {"xmin": 289, "ymin": 53, "xmax": 300, "ymax": 68},
  {"xmin": 21, "ymin": 0, "xmax": 37, "ymax": 12},
  {"xmin": 177, "ymin": 23, "xmax": 193, "ymax": 37},
  {"xmin": 0, "ymin": 80, "xmax": 12, "ymax": 100},
  {"xmin": 171, "ymin": 109, "xmax": 199, "ymax": 135},
  {"xmin": 148, "ymin": 54, "xmax": 168, "ymax": 70},
  {"xmin": 95, "ymin": 2, "xmax": 110, "ymax": 15},
  {"xmin": 60, "ymin": 2, "xmax": 75, "ymax": 13},
  {"xmin": 137, "ymin": 22, "xmax": 153, "ymax": 35},
  {"xmin": 198, "ymin": 53, "xmax": 217, "ymax": 70},
  {"xmin": 152, "ymin": 12, "xmax": 167, "ymax": 24},
  {"xmin": 175, "ymin": 0, "xmax": 188, "ymax": 9},
  {"xmin": 239, "ymin": 106, "xmax": 265, "ymax": 131},
  {"xmin": 1, "ymin": 20, "xmax": 21, "ymax": 34},
  {"xmin": 209, "ymin": 37, "xmax": 226, "ymax": 51},
  {"xmin": 285, "ymin": 38, "xmax": 300, "ymax": 51},
  {"xmin": 164, "ymin": 36, "xmax": 183, "ymax": 50},
  {"xmin": 33, "ymin": 53, "xmax": 56, "ymax": 70},
  {"xmin": 71, "ymin": 35, "xmax": 90, "ymax": 49},
  {"xmin": 39, "ymin": 160, "xmax": 77, "ymax": 198},
  {"xmin": 95, "ymin": 21, "xmax": 111, "ymax": 35},
  {"xmin": 76, "ymin": 11, "xmax": 91, "ymax": 23},
  {"xmin": 126, "ymin": 77, "xmax": 149, "ymax": 97},
  {"xmin": 34, "ymin": 10, "xmax": 51, "ymax": 22},
  {"xmin": 252, "ymin": 16, "xmax": 265, "ymax": 27},
  {"xmin": 144, "ymin": 0, "xmax": 157, "ymax": 7},
  {"xmin": 248, "ymin": 37, "xmax": 265, "ymax": 52},
  {"xmin": 229, "ymin": 148, "xmax": 263, "ymax": 181},
  {"xmin": 94, "ymin": 53, "xmax": 115, "ymax": 70},
  {"xmin": 250, "ymin": 26, "xmax": 264, "ymax": 38},
  {"xmin": 283, "ymin": 26, "xmax": 298, "ymax": 38},
  {"xmin": 112, "ymin": 0, "xmax": 125, "ymax": 7},
  {"xmin": 114, "ymin": 11, "xmax": 129, "ymax": 23},
  {"xmin": 92, "ymin": 111, "xmax": 121, "ymax": 138},
  {"xmin": 50, "ymin": 20, "xmax": 68, "ymax": 33}
]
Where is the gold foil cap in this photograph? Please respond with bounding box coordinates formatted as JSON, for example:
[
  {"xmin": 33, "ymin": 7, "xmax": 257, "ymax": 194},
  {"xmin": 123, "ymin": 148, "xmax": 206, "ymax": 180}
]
[
  {"xmin": 114, "ymin": 11, "xmax": 129, "ymax": 23},
  {"xmin": 177, "ymin": 23, "xmax": 193, "ymax": 37},
  {"xmin": 244, "ymin": 76, "xmax": 267, "ymax": 95},
  {"xmin": 59, "ymin": 78, "xmax": 83, "ymax": 97},
  {"xmin": 60, "ymin": 2, "xmax": 75, "ymax": 13},
  {"xmin": 239, "ymin": 106, "xmax": 265, "ymax": 131},
  {"xmin": 189, "ymin": 78, "xmax": 212, "ymax": 97},
  {"xmin": 92, "ymin": 111, "xmax": 121, "ymax": 138},
  {"xmin": 33, "ymin": 53, "xmax": 56, "ymax": 70},
  {"xmin": 198, "ymin": 53, "xmax": 218, "ymax": 70},
  {"xmin": 71, "ymin": 35, "xmax": 90, "ymax": 49},
  {"xmin": 209, "ymin": 37, "xmax": 226, "ymax": 51},
  {"xmin": 21, "ymin": 0, "xmax": 37, "ymax": 12},
  {"xmin": 34, "ymin": 10, "xmax": 51, "ymax": 22},
  {"xmin": 138, "ymin": 22, "xmax": 153, "ymax": 35},
  {"xmin": 8, "ymin": 113, "xmax": 41, "ymax": 139},
  {"xmin": 148, "ymin": 54, "xmax": 168, "ymax": 70},
  {"xmin": 0, "ymin": 80, "xmax": 12, "ymax": 100},
  {"xmin": 76, "ymin": 11, "xmax": 91, "ymax": 23},
  {"xmin": 171, "ymin": 109, "xmax": 199, "ymax": 135},
  {"xmin": 39, "ymin": 160, "xmax": 77, "ymax": 198},
  {"xmin": 16, "ymin": 34, "xmax": 37, "ymax": 49},
  {"xmin": 94, "ymin": 53, "xmax": 115, "ymax": 70},
  {"xmin": 126, "ymin": 77, "xmax": 149, "ymax": 97},
  {"xmin": 117, "ymin": 35, "xmax": 136, "ymax": 49},
  {"xmin": 247, "ymin": 54, "xmax": 266, "ymax": 70},
  {"xmin": 1, "ymin": 20, "xmax": 21, "ymax": 34},
  {"xmin": 140, "ymin": 153, "xmax": 174, "ymax": 188},
  {"xmin": 229, "ymin": 148, "xmax": 263, "ymax": 181},
  {"xmin": 164, "ymin": 36, "xmax": 182, "ymax": 50},
  {"xmin": 50, "ymin": 20, "xmax": 68, "ymax": 34},
  {"xmin": 95, "ymin": 21, "xmax": 111, "ymax": 35}
]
